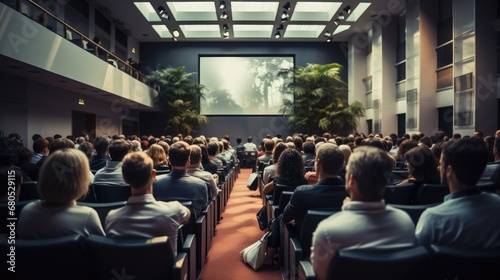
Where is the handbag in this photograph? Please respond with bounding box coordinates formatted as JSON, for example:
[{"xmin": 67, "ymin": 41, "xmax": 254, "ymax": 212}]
[
  {"xmin": 247, "ymin": 172, "xmax": 259, "ymax": 191},
  {"xmin": 256, "ymin": 205, "xmax": 268, "ymax": 231},
  {"xmin": 240, "ymin": 231, "xmax": 271, "ymax": 271}
]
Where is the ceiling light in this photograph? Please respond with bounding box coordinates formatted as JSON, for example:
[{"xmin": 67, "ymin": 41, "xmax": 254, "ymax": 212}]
[
  {"xmin": 172, "ymin": 37, "xmax": 178, "ymax": 42},
  {"xmin": 326, "ymin": 37, "xmax": 332, "ymax": 42},
  {"xmin": 157, "ymin": 6, "xmax": 169, "ymax": 19},
  {"xmin": 334, "ymin": 19, "xmax": 341, "ymax": 25},
  {"xmin": 219, "ymin": 1, "xmax": 226, "ymax": 9},
  {"xmin": 220, "ymin": 12, "xmax": 228, "ymax": 19},
  {"xmin": 283, "ymin": 2, "xmax": 291, "ymax": 11},
  {"xmin": 323, "ymin": 31, "xmax": 331, "ymax": 37},
  {"xmin": 275, "ymin": 31, "xmax": 281, "ymax": 38},
  {"xmin": 277, "ymin": 24, "xmax": 284, "ymax": 30},
  {"xmin": 223, "ymin": 30, "xmax": 229, "ymax": 38},
  {"xmin": 338, "ymin": 13, "xmax": 345, "ymax": 20},
  {"xmin": 343, "ymin": 5, "xmax": 351, "ymax": 14},
  {"xmin": 281, "ymin": 11, "xmax": 289, "ymax": 22},
  {"xmin": 223, "ymin": 24, "xmax": 229, "ymax": 30},
  {"xmin": 172, "ymin": 29, "xmax": 180, "ymax": 37}
]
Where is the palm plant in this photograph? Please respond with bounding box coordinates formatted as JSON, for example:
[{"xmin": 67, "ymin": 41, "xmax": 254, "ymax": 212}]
[
  {"xmin": 279, "ymin": 63, "xmax": 365, "ymax": 135},
  {"xmin": 148, "ymin": 65, "xmax": 208, "ymax": 135}
]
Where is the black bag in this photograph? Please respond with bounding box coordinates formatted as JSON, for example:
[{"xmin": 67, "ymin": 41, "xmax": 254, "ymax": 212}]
[
  {"xmin": 247, "ymin": 172, "xmax": 259, "ymax": 191},
  {"xmin": 256, "ymin": 205, "xmax": 268, "ymax": 231}
]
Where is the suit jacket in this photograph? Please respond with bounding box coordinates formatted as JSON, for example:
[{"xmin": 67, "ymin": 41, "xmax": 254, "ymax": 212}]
[{"xmin": 282, "ymin": 177, "xmax": 347, "ymax": 230}]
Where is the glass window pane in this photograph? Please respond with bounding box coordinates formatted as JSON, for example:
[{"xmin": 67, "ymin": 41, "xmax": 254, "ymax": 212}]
[
  {"xmin": 397, "ymin": 63, "xmax": 406, "ymax": 81},
  {"xmin": 396, "ymin": 82, "xmax": 406, "ymax": 99},
  {"xmin": 437, "ymin": 18, "xmax": 452, "ymax": 45},
  {"xmin": 437, "ymin": 43, "xmax": 453, "ymax": 68},
  {"xmin": 437, "ymin": 67, "xmax": 453, "ymax": 89},
  {"xmin": 397, "ymin": 41, "xmax": 406, "ymax": 62}
]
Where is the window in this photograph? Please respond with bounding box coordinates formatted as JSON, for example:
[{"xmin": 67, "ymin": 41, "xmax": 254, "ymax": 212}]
[
  {"xmin": 396, "ymin": 63, "xmax": 406, "ymax": 82},
  {"xmin": 406, "ymin": 89, "xmax": 418, "ymax": 129},
  {"xmin": 362, "ymin": 76, "xmax": 372, "ymax": 109},
  {"xmin": 396, "ymin": 81, "xmax": 406, "ymax": 100},
  {"xmin": 95, "ymin": 10, "xmax": 111, "ymax": 34},
  {"xmin": 437, "ymin": 67, "xmax": 453, "ymax": 89},
  {"xmin": 115, "ymin": 28, "xmax": 128, "ymax": 48},
  {"xmin": 454, "ymin": 73, "xmax": 474, "ymax": 127},
  {"xmin": 437, "ymin": 43, "xmax": 453, "ymax": 68},
  {"xmin": 68, "ymin": 0, "xmax": 89, "ymax": 18},
  {"xmin": 438, "ymin": 0, "xmax": 452, "ymax": 45}
]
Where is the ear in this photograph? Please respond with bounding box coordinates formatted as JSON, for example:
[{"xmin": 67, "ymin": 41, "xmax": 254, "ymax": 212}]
[
  {"xmin": 346, "ymin": 172, "xmax": 355, "ymax": 193},
  {"xmin": 151, "ymin": 169, "xmax": 157, "ymax": 181}
]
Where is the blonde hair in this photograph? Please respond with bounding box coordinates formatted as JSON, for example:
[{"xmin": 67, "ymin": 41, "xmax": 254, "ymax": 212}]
[
  {"xmin": 38, "ymin": 148, "xmax": 90, "ymax": 203},
  {"xmin": 146, "ymin": 144, "xmax": 168, "ymax": 168},
  {"xmin": 129, "ymin": 140, "xmax": 142, "ymax": 152}
]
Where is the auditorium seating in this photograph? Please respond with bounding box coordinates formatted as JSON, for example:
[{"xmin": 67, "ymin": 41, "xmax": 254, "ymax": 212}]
[
  {"xmin": 383, "ymin": 182, "xmax": 418, "ymax": 204},
  {"xmin": 92, "ymin": 184, "xmax": 131, "ymax": 203},
  {"xmin": 414, "ymin": 184, "xmax": 449, "ymax": 204},
  {"xmin": 388, "ymin": 203, "xmax": 441, "ymax": 225},
  {"xmin": 19, "ymin": 181, "xmax": 40, "ymax": 201}
]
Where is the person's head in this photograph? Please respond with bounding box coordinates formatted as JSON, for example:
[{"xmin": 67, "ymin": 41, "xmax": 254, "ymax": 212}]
[
  {"xmin": 49, "ymin": 138, "xmax": 75, "ymax": 154},
  {"xmin": 263, "ymin": 139, "xmax": 275, "ymax": 153},
  {"xmin": 109, "ymin": 139, "xmax": 131, "ymax": 161},
  {"xmin": 33, "ymin": 138, "xmax": 49, "ymax": 155},
  {"xmin": 411, "ymin": 134, "xmax": 420, "ymax": 142},
  {"xmin": 397, "ymin": 139, "xmax": 419, "ymax": 158},
  {"xmin": 93, "ymin": 36, "xmax": 101, "ymax": 44},
  {"xmin": 404, "ymin": 145, "xmax": 440, "ymax": 184},
  {"xmin": 0, "ymin": 167, "xmax": 22, "ymax": 202},
  {"xmin": 198, "ymin": 144, "xmax": 211, "ymax": 164},
  {"xmin": 484, "ymin": 136, "xmax": 494, "ymax": 150},
  {"xmin": 32, "ymin": 134, "xmax": 43, "ymax": 142},
  {"xmin": 419, "ymin": 136, "xmax": 432, "ymax": 148},
  {"xmin": 452, "ymin": 133, "xmax": 461, "ymax": 140},
  {"xmin": 75, "ymin": 136, "xmax": 85, "ymax": 145},
  {"xmin": 221, "ymin": 139, "xmax": 230, "ymax": 151},
  {"xmin": 53, "ymin": 134, "xmax": 62, "ymax": 139},
  {"xmin": 431, "ymin": 130, "xmax": 446, "ymax": 143},
  {"xmin": 157, "ymin": 141, "xmax": 170, "ymax": 155},
  {"xmin": 122, "ymin": 152, "xmax": 155, "ymax": 189},
  {"xmin": 207, "ymin": 141, "xmax": 219, "ymax": 156},
  {"xmin": 93, "ymin": 136, "xmax": 110, "ymax": 156},
  {"xmin": 361, "ymin": 138, "xmax": 385, "ymax": 151},
  {"xmin": 146, "ymin": 144, "xmax": 167, "ymax": 168},
  {"xmin": 440, "ymin": 138, "xmax": 488, "ymax": 189},
  {"xmin": 431, "ymin": 141, "xmax": 445, "ymax": 163},
  {"xmin": 338, "ymin": 145, "xmax": 352, "ymax": 164},
  {"xmin": 189, "ymin": 145, "xmax": 202, "ymax": 165},
  {"xmin": 247, "ymin": 136, "xmax": 253, "ymax": 143},
  {"xmin": 346, "ymin": 146, "xmax": 393, "ymax": 201},
  {"xmin": 78, "ymin": 141, "xmax": 94, "ymax": 160},
  {"xmin": 38, "ymin": 149, "xmax": 90, "ymax": 203},
  {"xmin": 293, "ymin": 136, "xmax": 303, "ymax": 152},
  {"xmin": 303, "ymin": 141, "xmax": 316, "ymax": 155},
  {"xmin": 271, "ymin": 142, "xmax": 288, "ymax": 164},
  {"xmin": 236, "ymin": 137, "xmax": 242, "ymax": 144},
  {"xmin": 129, "ymin": 140, "xmax": 142, "ymax": 152},
  {"xmin": 276, "ymin": 148, "xmax": 305, "ymax": 180},
  {"xmin": 473, "ymin": 131, "xmax": 484, "ymax": 139},
  {"xmin": 315, "ymin": 143, "xmax": 344, "ymax": 178},
  {"xmin": 168, "ymin": 141, "xmax": 190, "ymax": 167}
]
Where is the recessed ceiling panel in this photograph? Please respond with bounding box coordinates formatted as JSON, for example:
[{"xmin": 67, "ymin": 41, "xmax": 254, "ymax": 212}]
[
  {"xmin": 346, "ymin": 2, "xmax": 371, "ymax": 22},
  {"xmin": 291, "ymin": 2, "xmax": 341, "ymax": 21},
  {"xmin": 284, "ymin": 25, "xmax": 326, "ymax": 38},
  {"xmin": 152, "ymin": 25, "xmax": 171, "ymax": 38},
  {"xmin": 134, "ymin": 2, "xmax": 161, "ymax": 22},
  {"xmin": 179, "ymin": 24, "xmax": 221, "ymax": 38},
  {"xmin": 332, "ymin": 25, "xmax": 350, "ymax": 35},
  {"xmin": 232, "ymin": 2, "xmax": 279, "ymax": 21},
  {"xmin": 167, "ymin": 1, "xmax": 218, "ymax": 21},
  {"xmin": 233, "ymin": 24, "xmax": 273, "ymax": 38}
]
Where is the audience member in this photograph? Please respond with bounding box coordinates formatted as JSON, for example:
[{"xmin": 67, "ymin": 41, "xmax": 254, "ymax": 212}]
[
  {"xmin": 262, "ymin": 142, "xmax": 287, "ymax": 184},
  {"xmin": 243, "ymin": 136, "xmax": 258, "ymax": 152},
  {"xmin": 415, "ymin": 138, "xmax": 500, "ymax": 249},
  {"xmin": 200, "ymin": 144, "xmax": 218, "ymax": 174},
  {"xmin": 146, "ymin": 143, "xmax": 169, "ymax": 170},
  {"xmin": 186, "ymin": 145, "xmax": 219, "ymax": 200},
  {"xmin": 93, "ymin": 139, "xmax": 131, "ymax": 186},
  {"xmin": 311, "ymin": 146, "xmax": 416, "ymax": 280},
  {"xmin": 105, "ymin": 152, "xmax": 190, "ymax": 255},
  {"xmin": 302, "ymin": 141, "xmax": 316, "ymax": 167},
  {"xmin": 262, "ymin": 148, "xmax": 307, "ymax": 195},
  {"xmin": 397, "ymin": 145, "xmax": 440, "ymax": 186},
  {"xmin": 17, "ymin": 149, "xmax": 105, "ymax": 238},
  {"xmin": 153, "ymin": 141, "xmax": 208, "ymax": 217},
  {"xmin": 89, "ymin": 136, "xmax": 111, "ymax": 171},
  {"xmin": 31, "ymin": 138, "xmax": 48, "ymax": 165}
]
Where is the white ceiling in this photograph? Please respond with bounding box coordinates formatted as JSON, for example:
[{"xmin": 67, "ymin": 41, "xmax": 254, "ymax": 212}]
[{"xmin": 88, "ymin": 0, "xmax": 406, "ymax": 42}]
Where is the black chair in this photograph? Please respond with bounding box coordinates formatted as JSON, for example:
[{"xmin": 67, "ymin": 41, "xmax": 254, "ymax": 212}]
[
  {"xmin": 243, "ymin": 151, "xmax": 257, "ymax": 169},
  {"xmin": 93, "ymin": 184, "xmax": 131, "ymax": 203},
  {"xmin": 84, "ymin": 235, "xmax": 187, "ymax": 280},
  {"xmin": 266, "ymin": 184, "xmax": 296, "ymax": 224},
  {"xmin": 0, "ymin": 235, "xmax": 89, "ymax": 280},
  {"xmin": 384, "ymin": 182, "xmax": 418, "ymax": 204},
  {"xmin": 390, "ymin": 170, "xmax": 410, "ymax": 184},
  {"xmin": 77, "ymin": 184, "xmax": 97, "ymax": 203},
  {"xmin": 19, "ymin": 181, "xmax": 40, "ymax": 201},
  {"xmin": 77, "ymin": 201, "xmax": 126, "ymax": 227},
  {"xmin": 388, "ymin": 203, "xmax": 440, "ymax": 225},
  {"xmin": 415, "ymin": 184, "xmax": 449, "ymax": 204},
  {"xmin": 477, "ymin": 181, "xmax": 499, "ymax": 193},
  {"xmin": 429, "ymin": 244, "xmax": 500, "ymax": 280}
]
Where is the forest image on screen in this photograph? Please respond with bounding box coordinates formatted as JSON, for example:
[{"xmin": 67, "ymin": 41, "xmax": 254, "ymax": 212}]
[{"xmin": 199, "ymin": 56, "xmax": 294, "ymax": 115}]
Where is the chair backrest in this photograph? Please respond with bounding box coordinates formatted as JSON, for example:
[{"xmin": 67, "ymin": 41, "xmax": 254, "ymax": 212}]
[
  {"xmin": 299, "ymin": 210, "xmax": 338, "ymax": 257},
  {"xmin": 415, "ymin": 184, "xmax": 449, "ymax": 205},
  {"xmin": 0, "ymin": 234, "xmax": 89, "ymax": 280},
  {"xmin": 429, "ymin": 244, "xmax": 500, "ymax": 280},
  {"xmin": 77, "ymin": 201, "xmax": 126, "ymax": 228},
  {"xmin": 278, "ymin": 191, "xmax": 294, "ymax": 211},
  {"xmin": 272, "ymin": 184, "xmax": 296, "ymax": 206},
  {"xmin": 477, "ymin": 181, "xmax": 498, "ymax": 193},
  {"xmin": 77, "ymin": 184, "xmax": 97, "ymax": 203},
  {"xmin": 390, "ymin": 170, "xmax": 410, "ymax": 184},
  {"xmin": 93, "ymin": 184, "xmax": 131, "ymax": 203},
  {"xmin": 327, "ymin": 246, "xmax": 431, "ymax": 280},
  {"xmin": 19, "ymin": 181, "xmax": 40, "ymax": 201},
  {"xmin": 388, "ymin": 203, "xmax": 440, "ymax": 225},
  {"xmin": 84, "ymin": 235, "xmax": 177, "ymax": 280},
  {"xmin": 384, "ymin": 183, "xmax": 418, "ymax": 205}
]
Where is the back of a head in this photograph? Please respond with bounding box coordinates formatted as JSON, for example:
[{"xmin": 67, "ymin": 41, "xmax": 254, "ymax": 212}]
[
  {"xmin": 49, "ymin": 138, "xmax": 75, "ymax": 154},
  {"xmin": 207, "ymin": 141, "xmax": 219, "ymax": 156},
  {"xmin": 362, "ymin": 138, "xmax": 385, "ymax": 151},
  {"xmin": 442, "ymin": 138, "xmax": 488, "ymax": 186},
  {"xmin": 303, "ymin": 141, "xmax": 316, "ymax": 154},
  {"xmin": 38, "ymin": 149, "xmax": 90, "ymax": 203},
  {"xmin": 33, "ymin": 138, "xmax": 49, "ymax": 154},
  {"xmin": 272, "ymin": 142, "xmax": 288, "ymax": 163},
  {"xmin": 293, "ymin": 136, "xmax": 303, "ymax": 151},
  {"xmin": 32, "ymin": 134, "xmax": 42, "ymax": 142},
  {"xmin": 431, "ymin": 131, "xmax": 445, "ymax": 143},
  {"xmin": 109, "ymin": 139, "xmax": 131, "ymax": 161},
  {"xmin": 236, "ymin": 137, "xmax": 242, "ymax": 144},
  {"xmin": 398, "ymin": 139, "xmax": 419, "ymax": 157},
  {"xmin": 122, "ymin": 152, "xmax": 153, "ymax": 188},
  {"xmin": 146, "ymin": 144, "xmax": 167, "ymax": 166},
  {"xmin": 247, "ymin": 136, "xmax": 253, "ymax": 143},
  {"xmin": 405, "ymin": 145, "xmax": 440, "ymax": 184},
  {"xmin": 276, "ymin": 148, "xmax": 305, "ymax": 179},
  {"xmin": 169, "ymin": 141, "xmax": 190, "ymax": 167},
  {"xmin": 93, "ymin": 136, "xmax": 110, "ymax": 155},
  {"xmin": 78, "ymin": 141, "xmax": 94, "ymax": 159},
  {"xmin": 338, "ymin": 144, "xmax": 352, "ymax": 163},
  {"xmin": 189, "ymin": 145, "xmax": 202, "ymax": 164},
  {"xmin": 222, "ymin": 139, "xmax": 230, "ymax": 150},
  {"xmin": 348, "ymin": 146, "xmax": 393, "ymax": 200},
  {"xmin": 264, "ymin": 139, "xmax": 275, "ymax": 152},
  {"xmin": 316, "ymin": 143, "xmax": 344, "ymax": 176}
]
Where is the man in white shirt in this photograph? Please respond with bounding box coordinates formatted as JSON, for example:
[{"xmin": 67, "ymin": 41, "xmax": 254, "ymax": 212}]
[
  {"xmin": 243, "ymin": 136, "xmax": 258, "ymax": 152},
  {"xmin": 311, "ymin": 146, "xmax": 416, "ymax": 280},
  {"xmin": 93, "ymin": 139, "xmax": 130, "ymax": 186},
  {"xmin": 105, "ymin": 152, "xmax": 190, "ymax": 255}
]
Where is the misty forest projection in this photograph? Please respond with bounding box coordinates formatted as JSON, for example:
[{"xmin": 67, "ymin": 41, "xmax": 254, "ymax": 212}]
[{"xmin": 199, "ymin": 56, "xmax": 294, "ymax": 115}]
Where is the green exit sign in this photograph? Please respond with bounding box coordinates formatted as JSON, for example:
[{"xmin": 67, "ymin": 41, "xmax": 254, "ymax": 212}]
[{"xmin": 78, "ymin": 99, "xmax": 85, "ymax": 105}]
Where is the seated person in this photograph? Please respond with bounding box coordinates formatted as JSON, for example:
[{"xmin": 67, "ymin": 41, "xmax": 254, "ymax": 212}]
[
  {"xmin": 262, "ymin": 148, "xmax": 307, "ymax": 195},
  {"xmin": 93, "ymin": 139, "xmax": 131, "ymax": 186},
  {"xmin": 397, "ymin": 145, "xmax": 440, "ymax": 186},
  {"xmin": 105, "ymin": 152, "xmax": 190, "ymax": 255},
  {"xmin": 17, "ymin": 149, "xmax": 105, "ymax": 238},
  {"xmin": 186, "ymin": 145, "xmax": 219, "ymax": 200},
  {"xmin": 89, "ymin": 136, "xmax": 111, "ymax": 171},
  {"xmin": 262, "ymin": 142, "xmax": 287, "ymax": 184},
  {"xmin": 311, "ymin": 146, "xmax": 416, "ymax": 280},
  {"xmin": 416, "ymin": 138, "xmax": 500, "ymax": 249},
  {"xmin": 146, "ymin": 144, "xmax": 170, "ymax": 171}
]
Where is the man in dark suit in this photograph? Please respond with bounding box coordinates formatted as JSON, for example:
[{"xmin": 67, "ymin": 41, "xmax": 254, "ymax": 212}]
[{"xmin": 263, "ymin": 142, "xmax": 347, "ymax": 265}]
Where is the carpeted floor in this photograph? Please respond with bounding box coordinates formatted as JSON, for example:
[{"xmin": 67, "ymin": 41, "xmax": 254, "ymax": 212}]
[{"xmin": 199, "ymin": 168, "xmax": 282, "ymax": 280}]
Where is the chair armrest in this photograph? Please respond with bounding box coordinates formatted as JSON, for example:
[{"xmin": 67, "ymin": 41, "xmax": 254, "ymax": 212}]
[
  {"xmin": 299, "ymin": 260, "xmax": 317, "ymax": 280},
  {"xmin": 196, "ymin": 215, "xmax": 207, "ymax": 270},
  {"xmin": 179, "ymin": 234, "xmax": 197, "ymax": 280},
  {"xmin": 173, "ymin": 252, "xmax": 188, "ymax": 280},
  {"xmin": 290, "ymin": 237, "xmax": 304, "ymax": 280}
]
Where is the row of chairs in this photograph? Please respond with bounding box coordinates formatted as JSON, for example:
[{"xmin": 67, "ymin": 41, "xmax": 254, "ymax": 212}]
[{"xmin": 298, "ymin": 244, "xmax": 500, "ymax": 280}]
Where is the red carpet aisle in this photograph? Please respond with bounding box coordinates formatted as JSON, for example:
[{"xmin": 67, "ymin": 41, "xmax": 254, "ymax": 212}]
[{"xmin": 199, "ymin": 168, "xmax": 282, "ymax": 280}]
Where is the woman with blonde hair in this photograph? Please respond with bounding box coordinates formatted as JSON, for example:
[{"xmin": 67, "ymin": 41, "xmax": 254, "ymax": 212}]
[
  {"xmin": 17, "ymin": 148, "xmax": 104, "ymax": 238},
  {"xmin": 146, "ymin": 143, "xmax": 169, "ymax": 170}
]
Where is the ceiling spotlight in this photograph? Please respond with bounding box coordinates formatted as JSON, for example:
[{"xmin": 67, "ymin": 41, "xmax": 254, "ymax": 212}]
[
  {"xmin": 343, "ymin": 5, "xmax": 351, "ymax": 14},
  {"xmin": 338, "ymin": 13, "xmax": 345, "ymax": 20},
  {"xmin": 223, "ymin": 23, "xmax": 229, "ymax": 30},
  {"xmin": 172, "ymin": 37, "xmax": 178, "ymax": 42},
  {"xmin": 157, "ymin": 6, "xmax": 169, "ymax": 19},
  {"xmin": 334, "ymin": 19, "xmax": 341, "ymax": 26},
  {"xmin": 277, "ymin": 24, "xmax": 284, "ymax": 30},
  {"xmin": 220, "ymin": 12, "xmax": 228, "ymax": 19},
  {"xmin": 281, "ymin": 11, "xmax": 289, "ymax": 22},
  {"xmin": 219, "ymin": 1, "xmax": 226, "ymax": 9},
  {"xmin": 326, "ymin": 37, "xmax": 332, "ymax": 42},
  {"xmin": 172, "ymin": 29, "xmax": 180, "ymax": 37},
  {"xmin": 283, "ymin": 2, "xmax": 291, "ymax": 11},
  {"xmin": 223, "ymin": 31, "xmax": 229, "ymax": 39},
  {"xmin": 323, "ymin": 31, "xmax": 331, "ymax": 37},
  {"xmin": 275, "ymin": 31, "xmax": 281, "ymax": 38}
]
